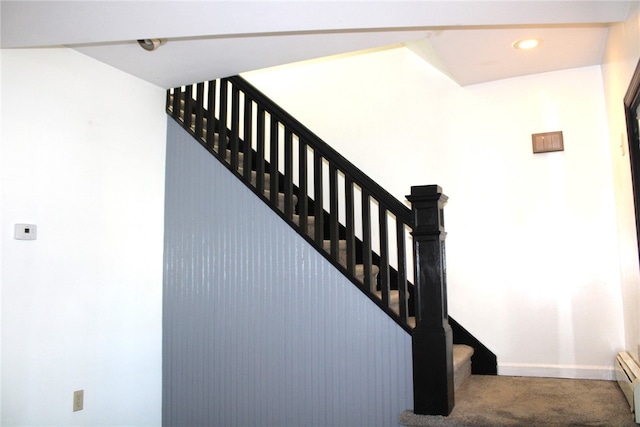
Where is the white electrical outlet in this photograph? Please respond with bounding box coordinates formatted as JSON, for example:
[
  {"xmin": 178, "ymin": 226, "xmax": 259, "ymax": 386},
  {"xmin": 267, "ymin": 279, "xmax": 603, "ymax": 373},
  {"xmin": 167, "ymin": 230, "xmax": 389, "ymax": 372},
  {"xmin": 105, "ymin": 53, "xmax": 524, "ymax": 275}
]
[
  {"xmin": 73, "ymin": 390, "xmax": 84, "ymax": 412},
  {"xmin": 15, "ymin": 224, "xmax": 37, "ymax": 240}
]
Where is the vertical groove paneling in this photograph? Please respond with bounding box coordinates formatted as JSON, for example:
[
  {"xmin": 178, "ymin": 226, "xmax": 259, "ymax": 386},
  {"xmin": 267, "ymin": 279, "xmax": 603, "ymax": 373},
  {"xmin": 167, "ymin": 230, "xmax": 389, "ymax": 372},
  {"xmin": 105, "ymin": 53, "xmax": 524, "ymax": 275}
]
[{"xmin": 163, "ymin": 120, "xmax": 413, "ymax": 427}]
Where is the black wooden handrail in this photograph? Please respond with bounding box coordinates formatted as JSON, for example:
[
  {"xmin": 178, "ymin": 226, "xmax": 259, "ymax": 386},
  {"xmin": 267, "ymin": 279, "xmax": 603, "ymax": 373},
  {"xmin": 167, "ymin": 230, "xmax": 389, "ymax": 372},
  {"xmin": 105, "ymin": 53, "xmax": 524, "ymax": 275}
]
[
  {"xmin": 228, "ymin": 76, "xmax": 413, "ymax": 226},
  {"xmin": 166, "ymin": 77, "xmax": 456, "ymax": 416}
]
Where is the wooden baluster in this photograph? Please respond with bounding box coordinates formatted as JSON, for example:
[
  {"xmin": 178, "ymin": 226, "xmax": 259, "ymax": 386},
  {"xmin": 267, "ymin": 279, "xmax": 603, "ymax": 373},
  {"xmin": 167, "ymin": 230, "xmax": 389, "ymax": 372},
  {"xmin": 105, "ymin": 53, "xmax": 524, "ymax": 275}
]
[
  {"xmin": 345, "ymin": 176, "xmax": 355, "ymax": 276},
  {"xmin": 206, "ymin": 80, "xmax": 217, "ymax": 152},
  {"xmin": 378, "ymin": 203, "xmax": 390, "ymax": 308},
  {"xmin": 269, "ymin": 116, "xmax": 279, "ymax": 206},
  {"xmin": 298, "ymin": 141, "xmax": 308, "ymax": 233},
  {"xmin": 243, "ymin": 94, "xmax": 253, "ymax": 182},
  {"xmin": 230, "ymin": 84, "xmax": 240, "ymax": 171},
  {"xmin": 329, "ymin": 163, "xmax": 339, "ymax": 258},
  {"xmin": 166, "ymin": 88, "xmax": 172, "ymax": 114},
  {"xmin": 183, "ymin": 85, "xmax": 193, "ymax": 133},
  {"xmin": 396, "ymin": 220, "xmax": 408, "ymax": 323},
  {"xmin": 313, "ymin": 152, "xmax": 324, "ymax": 245},
  {"xmin": 361, "ymin": 189, "xmax": 372, "ymax": 292},
  {"xmin": 255, "ymin": 106, "xmax": 266, "ymax": 195},
  {"xmin": 195, "ymin": 83, "xmax": 205, "ymax": 141},
  {"xmin": 284, "ymin": 128, "xmax": 294, "ymax": 218},
  {"xmin": 218, "ymin": 80, "xmax": 229, "ymax": 159},
  {"xmin": 172, "ymin": 86, "xmax": 181, "ymax": 121}
]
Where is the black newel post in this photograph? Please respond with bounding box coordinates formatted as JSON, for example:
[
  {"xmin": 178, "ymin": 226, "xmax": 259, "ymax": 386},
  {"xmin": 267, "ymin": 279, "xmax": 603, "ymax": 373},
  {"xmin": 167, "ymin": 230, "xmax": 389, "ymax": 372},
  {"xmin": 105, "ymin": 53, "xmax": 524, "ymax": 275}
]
[{"xmin": 407, "ymin": 185, "xmax": 454, "ymax": 416}]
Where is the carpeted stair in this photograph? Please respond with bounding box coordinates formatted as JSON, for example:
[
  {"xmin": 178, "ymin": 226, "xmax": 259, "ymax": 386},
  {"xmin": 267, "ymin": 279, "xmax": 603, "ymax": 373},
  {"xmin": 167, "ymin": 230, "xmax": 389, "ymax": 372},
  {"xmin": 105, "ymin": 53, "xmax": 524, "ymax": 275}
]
[{"xmin": 453, "ymin": 345, "xmax": 474, "ymax": 392}]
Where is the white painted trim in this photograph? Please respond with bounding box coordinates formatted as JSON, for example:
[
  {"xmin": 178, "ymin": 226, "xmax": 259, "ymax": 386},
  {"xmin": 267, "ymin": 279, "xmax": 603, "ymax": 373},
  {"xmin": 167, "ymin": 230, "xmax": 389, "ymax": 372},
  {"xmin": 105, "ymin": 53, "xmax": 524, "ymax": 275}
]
[{"xmin": 498, "ymin": 363, "xmax": 615, "ymax": 381}]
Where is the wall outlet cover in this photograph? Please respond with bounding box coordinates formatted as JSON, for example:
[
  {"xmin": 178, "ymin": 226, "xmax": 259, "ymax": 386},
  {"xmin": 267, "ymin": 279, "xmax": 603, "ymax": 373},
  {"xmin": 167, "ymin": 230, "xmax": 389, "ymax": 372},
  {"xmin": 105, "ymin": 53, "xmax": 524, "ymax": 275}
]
[{"xmin": 73, "ymin": 390, "xmax": 83, "ymax": 412}]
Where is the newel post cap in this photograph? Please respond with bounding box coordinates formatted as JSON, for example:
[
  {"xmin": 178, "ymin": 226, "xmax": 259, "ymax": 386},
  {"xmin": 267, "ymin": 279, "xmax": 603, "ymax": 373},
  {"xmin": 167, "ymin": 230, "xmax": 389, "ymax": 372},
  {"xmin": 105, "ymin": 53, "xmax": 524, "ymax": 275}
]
[{"xmin": 407, "ymin": 185, "xmax": 448, "ymax": 203}]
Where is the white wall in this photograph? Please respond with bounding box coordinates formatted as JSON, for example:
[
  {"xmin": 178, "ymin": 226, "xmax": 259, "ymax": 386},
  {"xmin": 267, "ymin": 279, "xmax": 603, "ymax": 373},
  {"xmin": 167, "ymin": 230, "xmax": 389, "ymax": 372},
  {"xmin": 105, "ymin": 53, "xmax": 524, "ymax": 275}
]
[
  {"xmin": 244, "ymin": 46, "xmax": 624, "ymax": 380},
  {"xmin": 1, "ymin": 48, "xmax": 166, "ymax": 426},
  {"xmin": 602, "ymin": 3, "xmax": 640, "ymax": 360}
]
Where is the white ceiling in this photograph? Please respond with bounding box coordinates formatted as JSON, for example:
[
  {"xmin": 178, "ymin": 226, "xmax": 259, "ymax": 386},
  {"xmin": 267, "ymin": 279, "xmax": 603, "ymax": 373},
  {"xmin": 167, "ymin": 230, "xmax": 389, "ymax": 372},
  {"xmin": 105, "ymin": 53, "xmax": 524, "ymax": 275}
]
[{"xmin": 1, "ymin": 1, "xmax": 635, "ymax": 88}]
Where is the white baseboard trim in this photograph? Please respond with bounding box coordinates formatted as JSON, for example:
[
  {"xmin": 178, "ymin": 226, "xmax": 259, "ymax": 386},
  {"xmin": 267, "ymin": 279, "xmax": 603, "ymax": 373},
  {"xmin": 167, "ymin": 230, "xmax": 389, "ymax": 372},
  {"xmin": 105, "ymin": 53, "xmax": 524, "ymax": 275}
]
[{"xmin": 498, "ymin": 363, "xmax": 615, "ymax": 381}]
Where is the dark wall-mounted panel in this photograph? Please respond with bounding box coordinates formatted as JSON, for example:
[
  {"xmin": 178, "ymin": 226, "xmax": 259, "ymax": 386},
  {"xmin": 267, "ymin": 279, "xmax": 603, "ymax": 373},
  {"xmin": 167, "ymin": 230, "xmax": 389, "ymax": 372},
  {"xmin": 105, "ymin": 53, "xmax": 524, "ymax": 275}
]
[{"xmin": 532, "ymin": 131, "xmax": 564, "ymax": 153}]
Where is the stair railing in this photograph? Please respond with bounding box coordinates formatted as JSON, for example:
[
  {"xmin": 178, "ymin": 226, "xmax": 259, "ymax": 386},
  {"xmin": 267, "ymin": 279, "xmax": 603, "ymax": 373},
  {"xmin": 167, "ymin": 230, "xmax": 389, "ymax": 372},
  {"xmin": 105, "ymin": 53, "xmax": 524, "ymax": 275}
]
[{"xmin": 166, "ymin": 76, "xmax": 454, "ymax": 416}]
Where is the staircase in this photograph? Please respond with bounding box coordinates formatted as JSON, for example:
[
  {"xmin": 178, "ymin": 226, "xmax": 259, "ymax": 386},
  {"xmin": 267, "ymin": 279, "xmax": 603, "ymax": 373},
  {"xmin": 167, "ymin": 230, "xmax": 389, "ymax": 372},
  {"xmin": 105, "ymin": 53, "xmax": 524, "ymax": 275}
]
[{"xmin": 166, "ymin": 76, "xmax": 493, "ymax": 415}]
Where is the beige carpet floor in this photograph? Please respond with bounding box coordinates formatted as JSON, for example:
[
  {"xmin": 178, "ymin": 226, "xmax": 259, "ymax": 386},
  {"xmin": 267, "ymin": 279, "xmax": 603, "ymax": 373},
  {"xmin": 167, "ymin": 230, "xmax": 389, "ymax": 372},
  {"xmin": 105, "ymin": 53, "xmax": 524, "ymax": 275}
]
[{"xmin": 400, "ymin": 375, "xmax": 637, "ymax": 427}]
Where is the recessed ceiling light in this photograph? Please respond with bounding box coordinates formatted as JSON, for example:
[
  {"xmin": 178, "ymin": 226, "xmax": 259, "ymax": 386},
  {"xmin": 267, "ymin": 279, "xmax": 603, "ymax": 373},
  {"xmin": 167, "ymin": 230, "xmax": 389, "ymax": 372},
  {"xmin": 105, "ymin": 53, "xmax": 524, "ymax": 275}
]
[{"xmin": 513, "ymin": 38, "xmax": 540, "ymax": 50}]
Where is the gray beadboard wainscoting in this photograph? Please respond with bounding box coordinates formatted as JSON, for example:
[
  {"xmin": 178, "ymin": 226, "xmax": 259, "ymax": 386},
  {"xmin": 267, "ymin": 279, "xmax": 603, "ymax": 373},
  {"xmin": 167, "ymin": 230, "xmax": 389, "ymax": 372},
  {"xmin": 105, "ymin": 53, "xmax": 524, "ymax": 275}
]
[{"xmin": 163, "ymin": 120, "xmax": 413, "ymax": 427}]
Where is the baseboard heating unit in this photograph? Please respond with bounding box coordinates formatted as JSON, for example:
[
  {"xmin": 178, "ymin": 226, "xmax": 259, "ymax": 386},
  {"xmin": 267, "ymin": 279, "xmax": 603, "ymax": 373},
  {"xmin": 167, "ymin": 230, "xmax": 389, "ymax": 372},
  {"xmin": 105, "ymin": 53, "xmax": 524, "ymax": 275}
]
[{"xmin": 615, "ymin": 351, "xmax": 640, "ymax": 423}]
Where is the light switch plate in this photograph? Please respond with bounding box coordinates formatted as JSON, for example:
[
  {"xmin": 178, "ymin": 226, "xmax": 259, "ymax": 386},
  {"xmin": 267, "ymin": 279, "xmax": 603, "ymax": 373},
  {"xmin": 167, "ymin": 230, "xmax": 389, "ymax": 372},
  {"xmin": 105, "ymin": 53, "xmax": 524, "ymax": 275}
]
[{"xmin": 15, "ymin": 224, "xmax": 37, "ymax": 240}]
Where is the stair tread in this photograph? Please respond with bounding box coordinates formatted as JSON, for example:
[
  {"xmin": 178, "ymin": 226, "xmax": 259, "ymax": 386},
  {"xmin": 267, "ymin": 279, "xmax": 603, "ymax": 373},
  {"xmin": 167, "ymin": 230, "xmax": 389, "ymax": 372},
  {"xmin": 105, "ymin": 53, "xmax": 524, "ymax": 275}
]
[
  {"xmin": 354, "ymin": 265, "xmax": 379, "ymax": 290},
  {"xmin": 453, "ymin": 344, "xmax": 474, "ymax": 391},
  {"xmin": 374, "ymin": 289, "xmax": 400, "ymax": 302},
  {"xmin": 247, "ymin": 170, "xmax": 271, "ymax": 190},
  {"xmin": 453, "ymin": 344, "xmax": 474, "ymax": 370},
  {"xmin": 292, "ymin": 214, "xmax": 316, "ymax": 238},
  {"xmin": 321, "ymin": 240, "xmax": 350, "ymax": 264},
  {"xmin": 292, "ymin": 214, "xmax": 316, "ymax": 225},
  {"xmin": 263, "ymin": 190, "xmax": 298, "ymax": 210},
  {"xmin": 374, "ymin": 289, "xmax": 404, "ymax": 315},
  {"xmin": 354, "ymin": 263, "xmax": 380, "ymax": 275},
  {"xmin": 321, "ymin": 239, "xmax": 346, "ymax": 252}
]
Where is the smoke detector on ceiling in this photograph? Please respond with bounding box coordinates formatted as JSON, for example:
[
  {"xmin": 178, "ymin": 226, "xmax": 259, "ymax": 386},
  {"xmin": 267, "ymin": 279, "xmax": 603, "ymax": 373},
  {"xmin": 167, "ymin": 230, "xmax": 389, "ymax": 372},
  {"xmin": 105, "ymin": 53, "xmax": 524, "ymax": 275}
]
[{"xmin": 137, "ymin": 39, "xmax": 166, "ymax": 51}]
